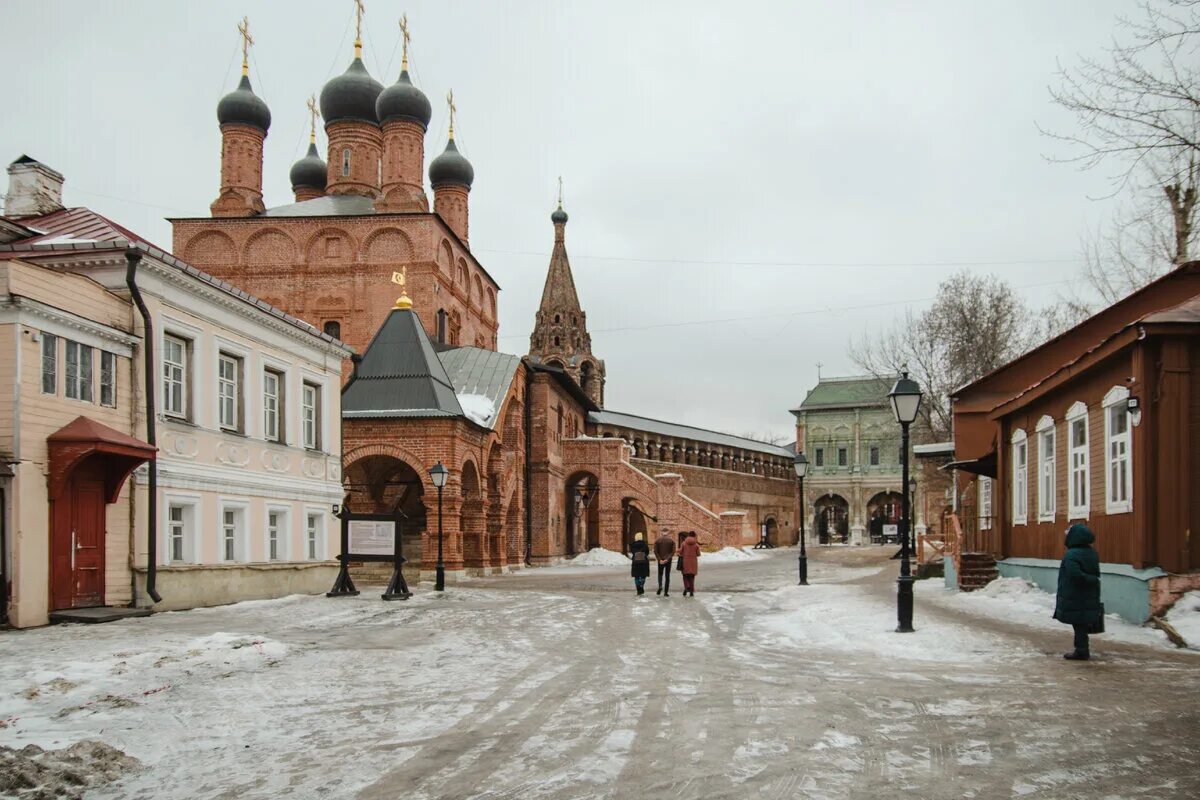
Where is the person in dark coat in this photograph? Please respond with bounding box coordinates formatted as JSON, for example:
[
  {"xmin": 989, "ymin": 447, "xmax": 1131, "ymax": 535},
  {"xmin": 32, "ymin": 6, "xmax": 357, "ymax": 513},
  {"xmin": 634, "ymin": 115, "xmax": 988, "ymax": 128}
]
[
  {"xmin": 1053, "ymin": 523, "xmax": 1103, "ymax": 660},
  {"xmin": 654, "ymin": 532, "xmax": 677, "ymax": 597},
  {"xmin": 679, "ymin": 533, "xmax": 702, "ymax": 597},
  {"xmin": 630, "ymin": 532, "xmax": 651, "ymax": 595}
]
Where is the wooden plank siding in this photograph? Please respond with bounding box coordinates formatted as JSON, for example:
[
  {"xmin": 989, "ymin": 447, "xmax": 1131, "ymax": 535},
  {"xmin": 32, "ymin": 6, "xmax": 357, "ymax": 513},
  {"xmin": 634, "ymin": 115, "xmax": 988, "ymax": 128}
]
[{"xmin": 999, "ymin": 355, "xmax": 1142, "ymax": 565}]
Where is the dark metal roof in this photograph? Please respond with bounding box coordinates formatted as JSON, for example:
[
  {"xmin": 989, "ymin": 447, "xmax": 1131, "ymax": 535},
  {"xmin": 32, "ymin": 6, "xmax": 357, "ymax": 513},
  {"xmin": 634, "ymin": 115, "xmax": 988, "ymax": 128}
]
[
  {"xmin": 261, "ymin": 195, "xmax": 377, "ymax": 217},
  {"xmin": 525, "ymin": 358, "xmax": 598, "ymax": 412},
  {"xmin": 588, "ymin": 410, "xmax": 793, "ymax": 457},
  {"xmin": 342, "ymin": 307, "xmax": 464, "ymax": 419}
]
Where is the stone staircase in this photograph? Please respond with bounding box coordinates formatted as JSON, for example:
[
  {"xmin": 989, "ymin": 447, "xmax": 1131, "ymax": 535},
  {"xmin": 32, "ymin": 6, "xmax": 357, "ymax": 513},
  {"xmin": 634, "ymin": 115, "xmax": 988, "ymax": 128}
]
[{"xmin": 958, "ymin": 552, "xmax": 999, "ymax": 592}]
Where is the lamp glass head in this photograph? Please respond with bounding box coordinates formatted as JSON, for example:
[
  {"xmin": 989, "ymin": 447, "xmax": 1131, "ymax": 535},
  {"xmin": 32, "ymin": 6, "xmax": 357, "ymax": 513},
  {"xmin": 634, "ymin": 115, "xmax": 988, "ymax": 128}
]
[
  {"xmin": 889, "ymin": 373, "xmax": 923, "ymax": 425},
  {"xmin": 793, "ymin": 452, "xmax": 809, "ymax": 479},
  {"xmin": 430, "ymin": 461, "xmax": 449, "ymax": 488}
]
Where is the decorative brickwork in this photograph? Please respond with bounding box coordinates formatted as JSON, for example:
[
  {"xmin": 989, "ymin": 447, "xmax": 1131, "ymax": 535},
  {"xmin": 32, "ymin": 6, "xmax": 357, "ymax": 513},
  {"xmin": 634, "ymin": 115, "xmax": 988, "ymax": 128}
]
[
  {"xmin": 325, "ymin": 121, "xmax": 382, "ymax": 197},
  {"xmin": 211, "ymin": 124, "xmax": 266, "ymax": 217},
  {"xmin": 433, "ymin": 184, "xmax": 470, "ymax": 247},
  {"xmin": 377, "ymin": 119, "xmax": 428, "ymax": 212}
]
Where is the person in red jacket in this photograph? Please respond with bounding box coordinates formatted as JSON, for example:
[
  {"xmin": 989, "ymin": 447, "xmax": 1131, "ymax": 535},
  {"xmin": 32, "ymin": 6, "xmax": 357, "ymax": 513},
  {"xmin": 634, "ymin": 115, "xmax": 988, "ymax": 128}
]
[{"xmin": 679, "ymin": 533, "xmax": 702, "ymax": 597}]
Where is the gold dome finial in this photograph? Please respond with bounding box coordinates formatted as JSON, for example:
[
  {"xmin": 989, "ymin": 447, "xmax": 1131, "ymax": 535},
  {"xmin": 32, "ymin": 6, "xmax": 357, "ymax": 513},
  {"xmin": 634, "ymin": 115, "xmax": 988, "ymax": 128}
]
[
  {"xmin": 446, "ymin": 89, "xmax": 456, "ymax": 140},
  {"xmin": 353, "ymin": 0, "xmax": 365, "ymax": 59},
  {"xmin": 237, "ymin": 16, "xmax": 254, "ymax": 76},
  {"xmin": 391, "ymin": 269, "xmax": 412, "ymax": 309},
  {"xmin": 399, "ymin": 13, "xmax": 411, "ymax": 71}
]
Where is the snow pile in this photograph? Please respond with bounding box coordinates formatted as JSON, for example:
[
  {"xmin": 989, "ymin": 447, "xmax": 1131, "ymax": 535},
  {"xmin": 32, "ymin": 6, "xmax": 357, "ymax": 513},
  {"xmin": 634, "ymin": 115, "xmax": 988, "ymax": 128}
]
[
  {"xmin": 703, "ymin": 547, "xmax": 764, "ymax": 564},
  {"xmin": 457, "ymin": 393, "xmax": 497, "ymax": 427},
  {"xmin": 567, "ymin": 548, "xmax": 629, "ymax": 567},
  {"xmin": 0, "ymin": 740, "xmax": 140, "ymax": 799},
  {"xmin": 186, "ymin": 632, "xmax": 288, "ymax": 670},
  {"xmin": 1165, "ymin": 590, "xmax": 1200, "ymax": 649}
]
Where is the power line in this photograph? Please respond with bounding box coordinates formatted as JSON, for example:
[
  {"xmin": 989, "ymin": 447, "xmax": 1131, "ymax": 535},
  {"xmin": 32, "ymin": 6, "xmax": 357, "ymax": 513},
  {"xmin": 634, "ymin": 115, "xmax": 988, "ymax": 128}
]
[
  {"xmin": 498, "ymin": 277, "xmax": 1076, "ymax": 340},
  {"xmin": 478, "ymin": 247, "xmax": 1083, "ymax": 269}
]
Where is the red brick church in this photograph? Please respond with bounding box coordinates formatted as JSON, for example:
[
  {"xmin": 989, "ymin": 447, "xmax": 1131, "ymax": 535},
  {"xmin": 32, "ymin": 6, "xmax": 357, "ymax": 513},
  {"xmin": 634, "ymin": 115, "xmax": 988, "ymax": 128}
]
[{"xmin": 171, "ymin": 18, "xmax": 796, "ymax": 579}]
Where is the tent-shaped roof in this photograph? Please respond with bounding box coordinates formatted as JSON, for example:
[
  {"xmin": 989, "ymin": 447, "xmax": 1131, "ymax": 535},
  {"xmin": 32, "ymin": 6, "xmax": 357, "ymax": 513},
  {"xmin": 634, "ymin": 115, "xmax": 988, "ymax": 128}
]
[{"xmin": 342, "ymin": 307, "xmax": 464, "ymax": 419}]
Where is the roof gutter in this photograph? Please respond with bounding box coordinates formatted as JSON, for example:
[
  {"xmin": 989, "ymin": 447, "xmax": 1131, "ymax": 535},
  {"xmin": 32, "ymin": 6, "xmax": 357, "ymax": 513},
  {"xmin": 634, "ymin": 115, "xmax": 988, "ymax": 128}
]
[{"xmin": 125, "ymin": 248, "xmax": 161, "ymax": 604}]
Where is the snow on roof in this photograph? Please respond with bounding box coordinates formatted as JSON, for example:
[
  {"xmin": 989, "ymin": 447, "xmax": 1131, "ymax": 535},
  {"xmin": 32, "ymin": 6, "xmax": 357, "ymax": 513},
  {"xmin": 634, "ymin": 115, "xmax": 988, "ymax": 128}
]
[{"xmin": 457, "ymin": 393, "xmax": 498, "ymax": 428}]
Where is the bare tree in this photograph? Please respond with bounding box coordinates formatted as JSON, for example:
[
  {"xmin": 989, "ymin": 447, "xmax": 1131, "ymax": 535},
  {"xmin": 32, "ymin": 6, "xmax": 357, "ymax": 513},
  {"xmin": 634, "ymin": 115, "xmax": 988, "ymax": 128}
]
[
  {"xmin": 738, "ymin": 430, "xmax": 792, "ymax": 447},
  {"xmin": 849, "ymin": 272, "xmax": 1040, "ymax": 442},
  {"xmin": 1045, "ymin": 0, "xmax": 1200, "ymax": 301}
]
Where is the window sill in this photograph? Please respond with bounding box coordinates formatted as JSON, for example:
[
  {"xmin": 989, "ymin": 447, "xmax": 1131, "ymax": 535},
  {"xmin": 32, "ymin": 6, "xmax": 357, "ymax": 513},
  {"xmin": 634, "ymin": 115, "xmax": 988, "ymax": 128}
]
[
  {"xmin": 162, "ymin": 416, "xmax": 198, "ymax": 428},
  {"xmin": 1068, "ymin": 509, "xmax": 1089, "ymax": 521},
  {"xmin": 1105, "ymin": 504, "xmax": 1132, "ymax": 515},
  {"xmin": 220, "ymin": 428, "xmax": 248, "ymax": 438},
  {"xmin": 1037, "ymin": 513, "xmax": 1056, "ymax": 523}
]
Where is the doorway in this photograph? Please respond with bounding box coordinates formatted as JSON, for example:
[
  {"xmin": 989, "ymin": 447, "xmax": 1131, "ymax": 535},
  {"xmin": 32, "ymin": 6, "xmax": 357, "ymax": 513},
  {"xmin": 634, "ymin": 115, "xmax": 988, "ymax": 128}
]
[{"xmin": 50, "ymin": 458, "xmax": 107, "ymax": 610}]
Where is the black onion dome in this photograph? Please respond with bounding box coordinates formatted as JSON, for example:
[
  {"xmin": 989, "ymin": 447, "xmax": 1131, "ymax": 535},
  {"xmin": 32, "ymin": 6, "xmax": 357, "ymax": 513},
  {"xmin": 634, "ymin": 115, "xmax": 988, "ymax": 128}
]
[
  {"xmin": 376, "ymin": 70, "xmax": 432, "ymax": 127},
  {"xmin": 551, "ymin": 205, "xmax": 568, "ymax": 224},
  {"xmin": 289, "ymin": 142, "xmax": 327, "ymax": 191},
  {"xmin": 217, "ymin": 75, "xmax": 271, "ymax": 132},
  {"xmin": 429, "ymin": 139, "xmax": 474, "ymax": 188},
  {"xmin": 319, "ymin": 58, "xmax": 384, "ymax": 124}
]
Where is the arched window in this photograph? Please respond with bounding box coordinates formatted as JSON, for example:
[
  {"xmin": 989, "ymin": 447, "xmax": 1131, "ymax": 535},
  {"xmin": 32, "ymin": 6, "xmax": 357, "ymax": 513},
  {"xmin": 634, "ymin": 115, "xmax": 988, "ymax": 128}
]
[
  {"xmin": 341, "ymin": 148, "xmax": 351, "ymax": 177},
  {"xmin": 554, "ymin": 336, "xmax": 560, "ymax": 347},
  {"xmin": 323, "ymin": 320, "xmax": 341, "ymax": 339},
  {"xmin": 554, "ymin": 313, "xmax": 561, "ymax": 324},
  {"xmin": 436, "ymin": 309, "xmax": 448, "ymax": 343}
]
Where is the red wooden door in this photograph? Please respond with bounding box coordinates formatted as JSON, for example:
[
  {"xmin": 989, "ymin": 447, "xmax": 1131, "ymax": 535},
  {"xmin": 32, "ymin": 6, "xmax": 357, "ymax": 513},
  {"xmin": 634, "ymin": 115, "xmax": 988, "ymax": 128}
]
[{"xmin": 50, "ymin": 460, "xmax": 107, "ymax": 610}]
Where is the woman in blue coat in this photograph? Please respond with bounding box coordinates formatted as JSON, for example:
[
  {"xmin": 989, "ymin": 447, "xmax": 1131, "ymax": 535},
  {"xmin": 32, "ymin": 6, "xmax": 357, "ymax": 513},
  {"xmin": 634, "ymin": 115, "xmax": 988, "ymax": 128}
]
[{"xmin": 1053, "ymin": 523, "xmax": 1103, "ymax": 660}]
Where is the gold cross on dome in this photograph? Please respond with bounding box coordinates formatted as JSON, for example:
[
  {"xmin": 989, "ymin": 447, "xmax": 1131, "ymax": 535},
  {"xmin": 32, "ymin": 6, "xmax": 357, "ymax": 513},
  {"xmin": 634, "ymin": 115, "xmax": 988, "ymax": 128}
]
[
  {"xmin": 237, "ymin": 16, "xmax": 253, "ymax": 76},
  {"xmin": 446, "ymin": 89, "xmax": 457, "ymax": 139},
  {"xmin": 557, "ymin": 175, "xmax": 564, "ymax": 206},
  {"xmin": 354, "ymin": 0, "xmax": 366, "ymax": 50},
  {"xmin": 399, "ymin": 14, "xmax": 411, "ymax": 70},
  {"xmin": 306, "ymin": 95, "xmax": 320, "ymax": 143}
]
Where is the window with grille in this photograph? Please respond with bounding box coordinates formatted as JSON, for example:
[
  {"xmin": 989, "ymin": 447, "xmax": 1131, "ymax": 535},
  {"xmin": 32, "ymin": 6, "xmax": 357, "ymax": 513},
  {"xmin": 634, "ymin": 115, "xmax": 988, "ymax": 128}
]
[
  {"xmin": 41, "ymin": 333, "xmax": 57, "ymax": 395},
  {"xmin": 65, "ymin": 340, "xmax": 93, "ymax": 402}
]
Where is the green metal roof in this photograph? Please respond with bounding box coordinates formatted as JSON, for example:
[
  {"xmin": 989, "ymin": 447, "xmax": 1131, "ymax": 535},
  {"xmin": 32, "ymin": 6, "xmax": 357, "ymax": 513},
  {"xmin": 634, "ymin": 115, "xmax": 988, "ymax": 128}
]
[{"xmin": 793, "ymin": 375, "xmax": 894, "ymax": 413}]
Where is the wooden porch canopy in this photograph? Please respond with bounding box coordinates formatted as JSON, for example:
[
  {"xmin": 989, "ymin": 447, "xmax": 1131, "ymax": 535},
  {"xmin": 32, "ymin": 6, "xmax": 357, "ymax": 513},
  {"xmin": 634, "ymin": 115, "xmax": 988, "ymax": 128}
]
[
  {"xmin": 46, "ymin": 416, "xmax": 156, "ymax": 502},
  {"xmin": 941, "ymin": 450, "xmax": 996, "ymax": 479}
]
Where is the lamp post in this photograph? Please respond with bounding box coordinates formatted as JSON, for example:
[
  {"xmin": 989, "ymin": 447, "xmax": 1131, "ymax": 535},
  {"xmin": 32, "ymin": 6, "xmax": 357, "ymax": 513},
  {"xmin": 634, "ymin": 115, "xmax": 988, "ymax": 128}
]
[
  {"xmin": 889, "ymin": 372, "xmax": 922, "ymax": 633},
  {"xmin": 573, "ymin": 484, "xmax": 593, "ymax": 553},
  {"xmin": 430, "ymin": 462, "xmax": 448, "ymax": 592},
  {"xmin": 794, "ymin": 452, "xmax": 809, "ymax": 585}
]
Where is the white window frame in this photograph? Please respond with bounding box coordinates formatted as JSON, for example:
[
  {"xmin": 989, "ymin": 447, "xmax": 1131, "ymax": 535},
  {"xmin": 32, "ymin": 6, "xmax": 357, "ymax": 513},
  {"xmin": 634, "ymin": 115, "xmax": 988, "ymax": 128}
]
[
  {"xmin": 162, "ymin": 333, "xmax": 190, "ymax": 419},
  {"xmin": 1036, "ymin": 415, "xmax": 1056, "ymax": 522},
  {"xmin": 1103, "ymin": 386, "xmax": 1132, "ymax": 515},
  {"xmin": 1011, "ymin": 428, "xmax": 1028, "ymax": 525},
  {"xmin": 978, "ymin": 476, "xmax": 993, "ymax": 530},
  {"xmin": 219, "ymin": 501, "xmax": 248, "ymax": 563},
  {"xmin": 64, "ymin": 339, "xmax": 93, "ymax": 403},
  {"xmin": 99, "ymin": 350, "xmax": 116, "ymax": 407},
  {"xmin": 41, "ymin": 332, "xmax": 57, "ymax": 395},
  {"xmin": 218, "ymin": 352, "xmax": 242, "ymax": 432},
  {"xmin": 1066, "ymin": 401, "xmax": 1089, "ymax": 519},
  {"xmin": 305, "ymin": 510, "xmax": 326, "ymax": 561},
  {"xmin": 302, "ymin": 381, "xmax": 321, "ymax": 451},
  {"xmin": 266, "ymin": 506, "xmax": 289, "ymax": 562},
  {"xmin": 262, "ymin": 367, "xmax": 285, "ymax": 444},
  {"xmin": 163, "ymin": 495, "xmax": 200, "ymax": 564}
]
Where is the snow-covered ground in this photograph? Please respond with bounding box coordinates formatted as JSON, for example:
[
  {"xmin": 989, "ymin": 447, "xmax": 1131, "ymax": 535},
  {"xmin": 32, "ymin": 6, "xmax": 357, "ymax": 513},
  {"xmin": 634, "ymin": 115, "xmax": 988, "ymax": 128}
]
[
  {"xmin": 917, "ymin": 577, "xmax": 1200, "ymax": 652},
  {"xmin": 2, "ymin": 550, "xmax": 1197, "ymax": 799}
]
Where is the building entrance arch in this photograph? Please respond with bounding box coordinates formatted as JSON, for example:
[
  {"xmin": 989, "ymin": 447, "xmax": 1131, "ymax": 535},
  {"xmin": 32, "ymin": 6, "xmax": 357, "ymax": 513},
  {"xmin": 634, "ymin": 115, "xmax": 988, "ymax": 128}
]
[
  {"xmin": 814, "ymin": 494, "xmax": 849, "ymax": 544},
  {"xmin": 343, "ymin": 453, "xmax": 427, "ymax": 561},
  {"xmin": 622, "ymin": 499, "xmax": 653, "ymax": 555},
  {"xmin": 867, "ymin": 491, "xmax": 904, "ymax": 544}
]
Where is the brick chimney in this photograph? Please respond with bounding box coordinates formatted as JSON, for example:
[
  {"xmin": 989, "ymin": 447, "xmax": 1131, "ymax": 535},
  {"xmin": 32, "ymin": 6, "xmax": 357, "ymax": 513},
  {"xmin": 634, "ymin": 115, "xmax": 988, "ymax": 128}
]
[{"xmin": 5, "ymin": 156, "xmax": 65, "ymax": 218}]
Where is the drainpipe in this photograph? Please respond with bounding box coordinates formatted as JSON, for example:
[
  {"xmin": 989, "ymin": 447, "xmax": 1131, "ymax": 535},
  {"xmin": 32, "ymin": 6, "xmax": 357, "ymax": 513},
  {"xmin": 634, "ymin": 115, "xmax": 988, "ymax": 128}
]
[
  {"xmin": 524, "ymin": 364, "xmax": 533, "ymax": 567},
  {"xmin": 125, "ymin": 247, "xmax": 161, "ymax": 603}
]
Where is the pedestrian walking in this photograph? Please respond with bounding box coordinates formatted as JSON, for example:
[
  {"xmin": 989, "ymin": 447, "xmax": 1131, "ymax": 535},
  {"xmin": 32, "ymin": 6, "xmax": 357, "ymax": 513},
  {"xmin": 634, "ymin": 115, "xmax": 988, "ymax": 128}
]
[
  {"xmin": 654, "ymin": 531, "xmax": 677, "ymax": 596},
  {"xmin": 630, "ymin": 532, "xmax": 651, "ymax": 595},
  {"xmin": 1053, "ymin": 523, "xmax": 1103, "ymax": 661},
  {"xmin": 679, "ymin": 532, "xmax": 701, "ymax": 597}
]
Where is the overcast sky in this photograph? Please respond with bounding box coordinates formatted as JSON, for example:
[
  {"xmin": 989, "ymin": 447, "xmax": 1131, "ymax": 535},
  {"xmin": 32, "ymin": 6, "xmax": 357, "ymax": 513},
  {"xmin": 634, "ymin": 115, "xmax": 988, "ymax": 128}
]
[{"xmin": 2, "ymin": 1, "xmax": 1133, "ymax": 440}]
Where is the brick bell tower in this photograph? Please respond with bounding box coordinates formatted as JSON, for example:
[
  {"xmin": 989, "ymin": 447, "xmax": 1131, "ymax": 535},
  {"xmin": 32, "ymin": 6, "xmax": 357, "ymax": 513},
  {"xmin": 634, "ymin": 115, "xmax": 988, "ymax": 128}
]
[{"xmin": 529, "ymin": 188, "xmax": 606, "ymax": 406}]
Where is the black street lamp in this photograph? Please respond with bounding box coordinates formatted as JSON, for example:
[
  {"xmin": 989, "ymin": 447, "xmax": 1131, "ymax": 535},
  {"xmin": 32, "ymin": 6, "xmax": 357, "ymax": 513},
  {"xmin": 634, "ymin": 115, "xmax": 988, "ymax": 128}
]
[
  {"xmin": 889, "ymin": 372, "xmax": 922, "ymax": 633},
  {"xmin": 793, "ymin": 452, "xmax": 809, "ymax": 586},
  {"xmin": 430, "ymin": 462, "xmax": 448, "ymax": 592},
  {"xmin": 571, "ymin": 483, "xmax": 593, "ymax": 553}
]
